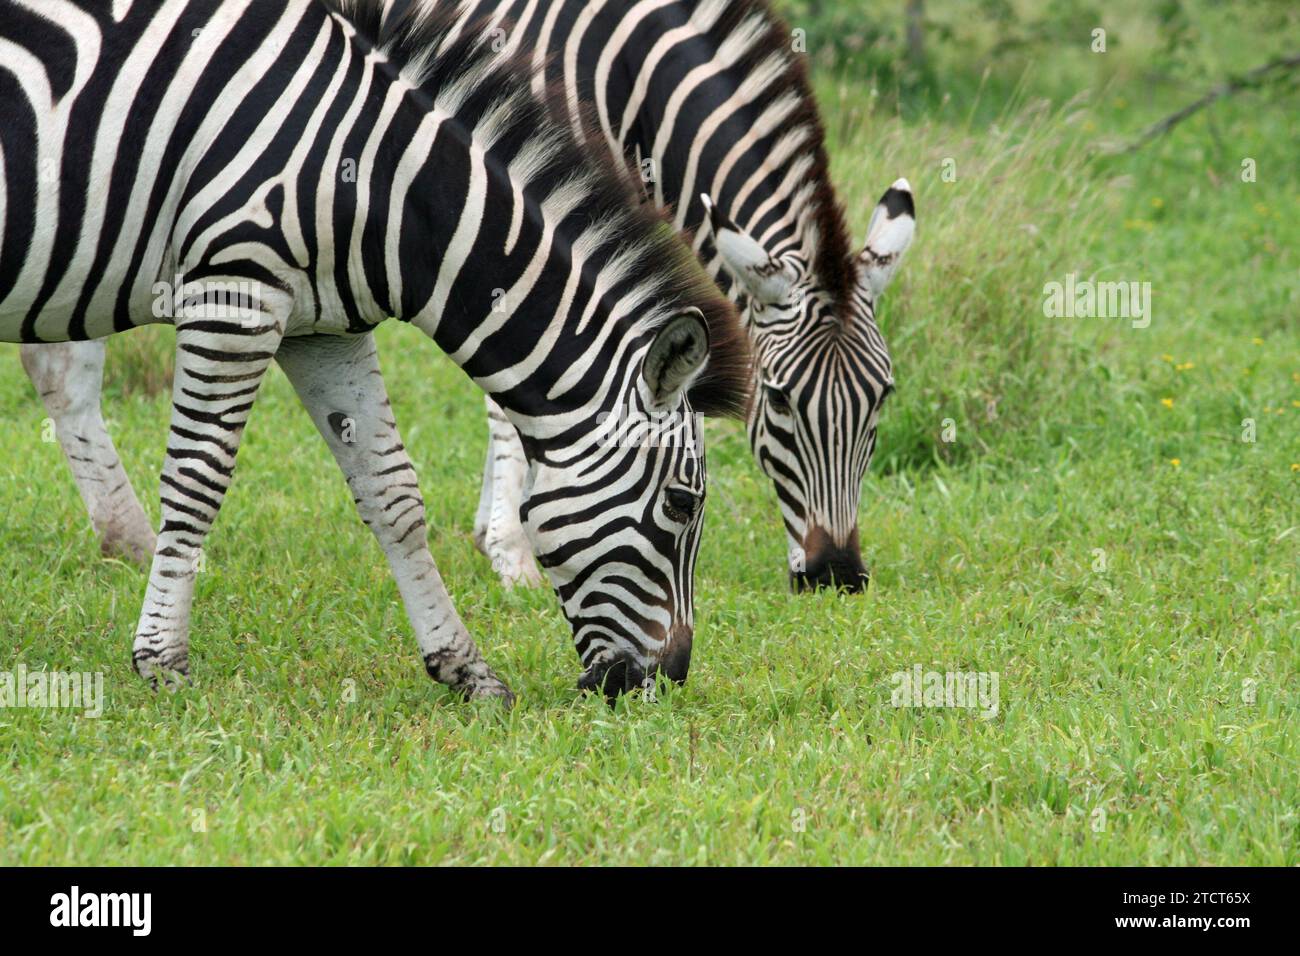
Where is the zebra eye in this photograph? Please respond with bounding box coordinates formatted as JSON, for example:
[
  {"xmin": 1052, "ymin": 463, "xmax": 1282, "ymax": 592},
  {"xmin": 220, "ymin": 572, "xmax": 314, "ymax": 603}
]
[
  {"xmin": 764, "ymin": 384, "xmax": 791, "ymax": 415},
  {"xmin": 664, "ymin": 487, "xmax": 700, "ymax": 522}
]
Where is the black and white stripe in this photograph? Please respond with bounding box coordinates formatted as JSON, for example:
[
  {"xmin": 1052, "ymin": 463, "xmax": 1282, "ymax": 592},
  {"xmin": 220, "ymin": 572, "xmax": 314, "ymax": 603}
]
[{"xmin": 2, "ymin": 0, "xmax": 748, "ymax": 699}]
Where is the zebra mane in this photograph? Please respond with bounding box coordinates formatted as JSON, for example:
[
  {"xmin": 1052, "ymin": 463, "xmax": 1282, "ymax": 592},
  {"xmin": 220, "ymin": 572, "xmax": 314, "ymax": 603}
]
[
  {"xmin": 697, "ymin": 0, "xmax": 856, "ymax": 312},
  {"xmin": 322, "ymin": 0, "xmax": 751, "ymax": 419}
]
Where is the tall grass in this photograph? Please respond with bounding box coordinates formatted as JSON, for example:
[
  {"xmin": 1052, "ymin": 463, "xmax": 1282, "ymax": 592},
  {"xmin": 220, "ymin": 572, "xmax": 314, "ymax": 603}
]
[
  {"xmin": 103, "ymin": 325, "xmax": 174, "ymax": 400},
  {"xmin": 823, "ymin": 88, "xmax": 1102, "ymax": 471}
]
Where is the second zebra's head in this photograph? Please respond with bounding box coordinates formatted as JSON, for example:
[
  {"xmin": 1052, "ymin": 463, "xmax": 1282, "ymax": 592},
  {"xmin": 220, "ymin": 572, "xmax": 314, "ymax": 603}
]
[
  {"xmin": 518, "ymin": 304, "xmax": 749, "ymax": 702},
  {"xmin": 701, "ymin": 180, "xmax": 915, "ymax": 593}
]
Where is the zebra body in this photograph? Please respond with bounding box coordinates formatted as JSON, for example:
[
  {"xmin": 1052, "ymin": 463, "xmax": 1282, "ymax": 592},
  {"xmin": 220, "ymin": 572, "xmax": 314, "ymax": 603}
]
[
  {"xmin": 2, "ymin": 0, "xmax": 747, "ymax": 697},
  {"xmin": 20, "ymin": 0, "xmax": 914, "ymax": 595}
]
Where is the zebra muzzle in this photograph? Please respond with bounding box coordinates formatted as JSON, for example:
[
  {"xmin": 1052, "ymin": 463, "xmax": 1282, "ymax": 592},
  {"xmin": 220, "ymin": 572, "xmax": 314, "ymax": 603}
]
[
  {"xmin": 577, "ymin": 627, "xmax": 692, "ymax": 703},
  {"xmin": 577, "ymin": 654, "xmax": 647, "ymax": 703},
  {"xmin": 792, "ymin": 527, "xmax": 870, "ymax": 593}
]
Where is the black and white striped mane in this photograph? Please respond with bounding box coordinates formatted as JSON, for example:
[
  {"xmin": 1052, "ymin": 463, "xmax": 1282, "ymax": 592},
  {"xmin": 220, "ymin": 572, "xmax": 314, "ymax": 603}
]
[
  {"xmin": 695, "ymin": 0, "xmax": 855, "ymax": 313},
  {"xmin": 326, "ymin": 0, "xmax": 752, "ymax": 418}
]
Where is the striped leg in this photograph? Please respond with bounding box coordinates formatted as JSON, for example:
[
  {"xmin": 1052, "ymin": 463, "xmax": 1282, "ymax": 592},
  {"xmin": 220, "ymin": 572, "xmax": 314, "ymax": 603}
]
[
  {"xmin": 20, "ymin": 340, "xmax": 156, "ymax": 565},
  {"xmin": 473, "ymin": 396, "xmax": 543, "ymax": 588},
  {"xmin": 274, "ymin": 335, "xmax": 513, "ymax": 703},
  {"xmin": 132, "ymin": 303, "xmax": 285, "ymax": 686},
  {"xmin": 471, "ymin": 405, "xmax": 495, "ymax": 555}
]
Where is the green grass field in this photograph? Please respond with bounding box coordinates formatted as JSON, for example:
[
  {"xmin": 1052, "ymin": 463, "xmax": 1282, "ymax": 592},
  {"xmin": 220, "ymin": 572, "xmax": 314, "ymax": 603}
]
[{"xmin": 1, "ymin": 5, "xmax": 1296, "ymax": 865}]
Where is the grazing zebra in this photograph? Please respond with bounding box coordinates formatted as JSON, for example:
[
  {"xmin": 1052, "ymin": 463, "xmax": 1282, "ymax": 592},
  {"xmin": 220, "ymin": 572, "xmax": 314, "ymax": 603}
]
[
  {"xmin": 1, "ymin": 0, "xmax": 749, "ymax": 700},
  {"xmin": 410, "ymin": 0, "xmax": 917, "ymax": 592},
  {"xmin": 22, "ymin": 0, "xmax": 915, "ymax": 592}
]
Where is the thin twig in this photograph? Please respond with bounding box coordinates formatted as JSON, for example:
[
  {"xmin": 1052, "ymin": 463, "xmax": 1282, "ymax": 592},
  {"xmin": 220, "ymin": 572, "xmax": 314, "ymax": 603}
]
[{"xmin": 1119, "ymin": 52, "xmax": 1300, "ymax": 153}]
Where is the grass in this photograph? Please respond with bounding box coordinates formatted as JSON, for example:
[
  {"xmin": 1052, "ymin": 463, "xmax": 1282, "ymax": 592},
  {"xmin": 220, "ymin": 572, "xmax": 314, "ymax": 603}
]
[
  {"xmin": 0, "ymin": 8, "xmax": 1296, "ymax": 864},
  {"xmin": 825, "ymin": 90, "xmax": 1102, "ymax": 469}
]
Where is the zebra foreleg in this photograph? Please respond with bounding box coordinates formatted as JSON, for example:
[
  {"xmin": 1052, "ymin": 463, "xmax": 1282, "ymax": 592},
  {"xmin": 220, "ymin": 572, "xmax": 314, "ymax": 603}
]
[
  {"xmin": 20, "ymin": 340, "xmax": 156, "ymax": 565},
  {"xmin": 131, "ymin": 305, "xmax": 286, "ymax": 687},
  {"xmin": 476, "ymin": 396, "xmax": 544, "ymax": 589},
  {"xmin": 471, "ymin": 401, "xmax": 495, "ymax": 555},
  {"xmin": 274, "ymin": 334, "xmax": 514, "ymax": 704}
]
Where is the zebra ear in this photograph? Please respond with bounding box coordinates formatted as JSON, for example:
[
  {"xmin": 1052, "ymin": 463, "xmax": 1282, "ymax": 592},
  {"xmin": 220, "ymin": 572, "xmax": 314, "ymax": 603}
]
[
  {"xmin": 701, "ymin": 194, "xmax": 797, "ymax": 305},
  {"xmin": 641, "ymin": 308, "xmax": 710, "ymax": 409},
  {"xmin": 858, "ymin": 178, "xmax": 915, "ymax": 301}
]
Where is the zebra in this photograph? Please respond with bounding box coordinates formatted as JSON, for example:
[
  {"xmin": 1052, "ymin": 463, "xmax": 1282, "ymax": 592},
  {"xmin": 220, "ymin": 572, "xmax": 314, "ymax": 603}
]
[
  {"xmin": 21, "ymin": 0, "xmax": 915, "ymax": 592},
  {"xmin": 416, "ymin": 0, "xmax": 917, "ymax": 592},
  {"xmin": 1, "ymin": 0, "xmax": 750, "ymax": 700}
]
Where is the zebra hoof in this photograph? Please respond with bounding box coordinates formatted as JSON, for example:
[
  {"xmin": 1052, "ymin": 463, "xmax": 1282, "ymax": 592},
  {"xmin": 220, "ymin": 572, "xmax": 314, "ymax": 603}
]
[
  {"xmin": 428, "ymin": 654, "xmax": 515, "ymax": 707},
  {"xmin": 100, "ymin": 526, "xmax": 157, "ymax": 568},
  {"xmin": 462, "ymin": 675, "xmax": 516, "ymax": 708},
  {"xmin": 132, "ymin": 648, "xmax": 191, "ymax": 691},
  {"xmin": 492, "ymin": 551, "xmax": 546, "ymax": 589}
]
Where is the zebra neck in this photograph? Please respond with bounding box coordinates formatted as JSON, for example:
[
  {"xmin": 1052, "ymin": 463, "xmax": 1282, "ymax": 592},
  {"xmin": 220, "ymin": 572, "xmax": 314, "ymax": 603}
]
[
  {"xmin": 333, "ymin": 1, "xmax": 725, "ymax": 443},
  {"xmin": 362, "ymin": 95, "xmax": 647, "ymax": 442},
  {"xmin": 532, "ymin": 0, "xmax": 841, "ymax": 291},
  {"xmin": 373, "ymin": 0, "xmax": 840, "ymax": 312}
]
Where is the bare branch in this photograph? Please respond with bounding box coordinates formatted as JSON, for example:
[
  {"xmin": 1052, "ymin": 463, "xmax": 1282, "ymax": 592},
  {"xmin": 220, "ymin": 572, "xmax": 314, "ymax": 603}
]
[{"xmin": 1117, "ymin": 52, "xmax": 1300, "ymax": 153}]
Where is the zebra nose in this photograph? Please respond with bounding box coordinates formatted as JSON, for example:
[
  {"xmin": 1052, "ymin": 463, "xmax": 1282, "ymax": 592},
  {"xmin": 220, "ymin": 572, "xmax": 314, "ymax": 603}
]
[
  {"xmin": 577, "ymin": 633, "xmax": 692, "ymax": 703},
  {"xmin": 577, "ymin": 653, "xmax": 646, "ymax": 702},
  {"xmin": 660, "ymin": 628, "xmax": 693, "ymax": 685},
  {"xmin": 792, "ymin": 546, "xmax": 869, "ymax": 593}
]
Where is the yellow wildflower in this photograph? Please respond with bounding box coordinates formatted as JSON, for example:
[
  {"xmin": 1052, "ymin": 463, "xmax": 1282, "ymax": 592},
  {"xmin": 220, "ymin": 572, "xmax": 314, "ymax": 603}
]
[{"xmin": 1161, "ymin": 397, "xmax": 1174, "ymax": 409}]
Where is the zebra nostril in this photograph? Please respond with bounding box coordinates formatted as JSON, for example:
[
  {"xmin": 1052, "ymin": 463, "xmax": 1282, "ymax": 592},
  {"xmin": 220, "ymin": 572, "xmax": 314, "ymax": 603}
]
[
  {"xmin": 660, "ymin": 634, "xmax": 693, "ymax": 685},
  {"xmin": 577, "ymin": 654, "xmax": 645, "ymax": 703},
  {"xmin": 578, "ymin": 637, "xmax": 691, "ymax": 702},
  {"xmin": 837, "ymin": 572, "xmax": 868, "ymax": 595},
  {"xmin": 792, "ymin": 544, "xmax": 870, "ymax": 594}
]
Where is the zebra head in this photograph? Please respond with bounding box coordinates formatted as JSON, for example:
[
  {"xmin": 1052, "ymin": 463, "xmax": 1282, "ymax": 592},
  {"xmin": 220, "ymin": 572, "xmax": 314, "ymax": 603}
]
[
  {"xmin": 702, "ymin": 180, "xmax": 915, "ymax": 593},
  {"xmin": 516, "ymin": 306, "xmax": 745, "ymax": 700}
]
